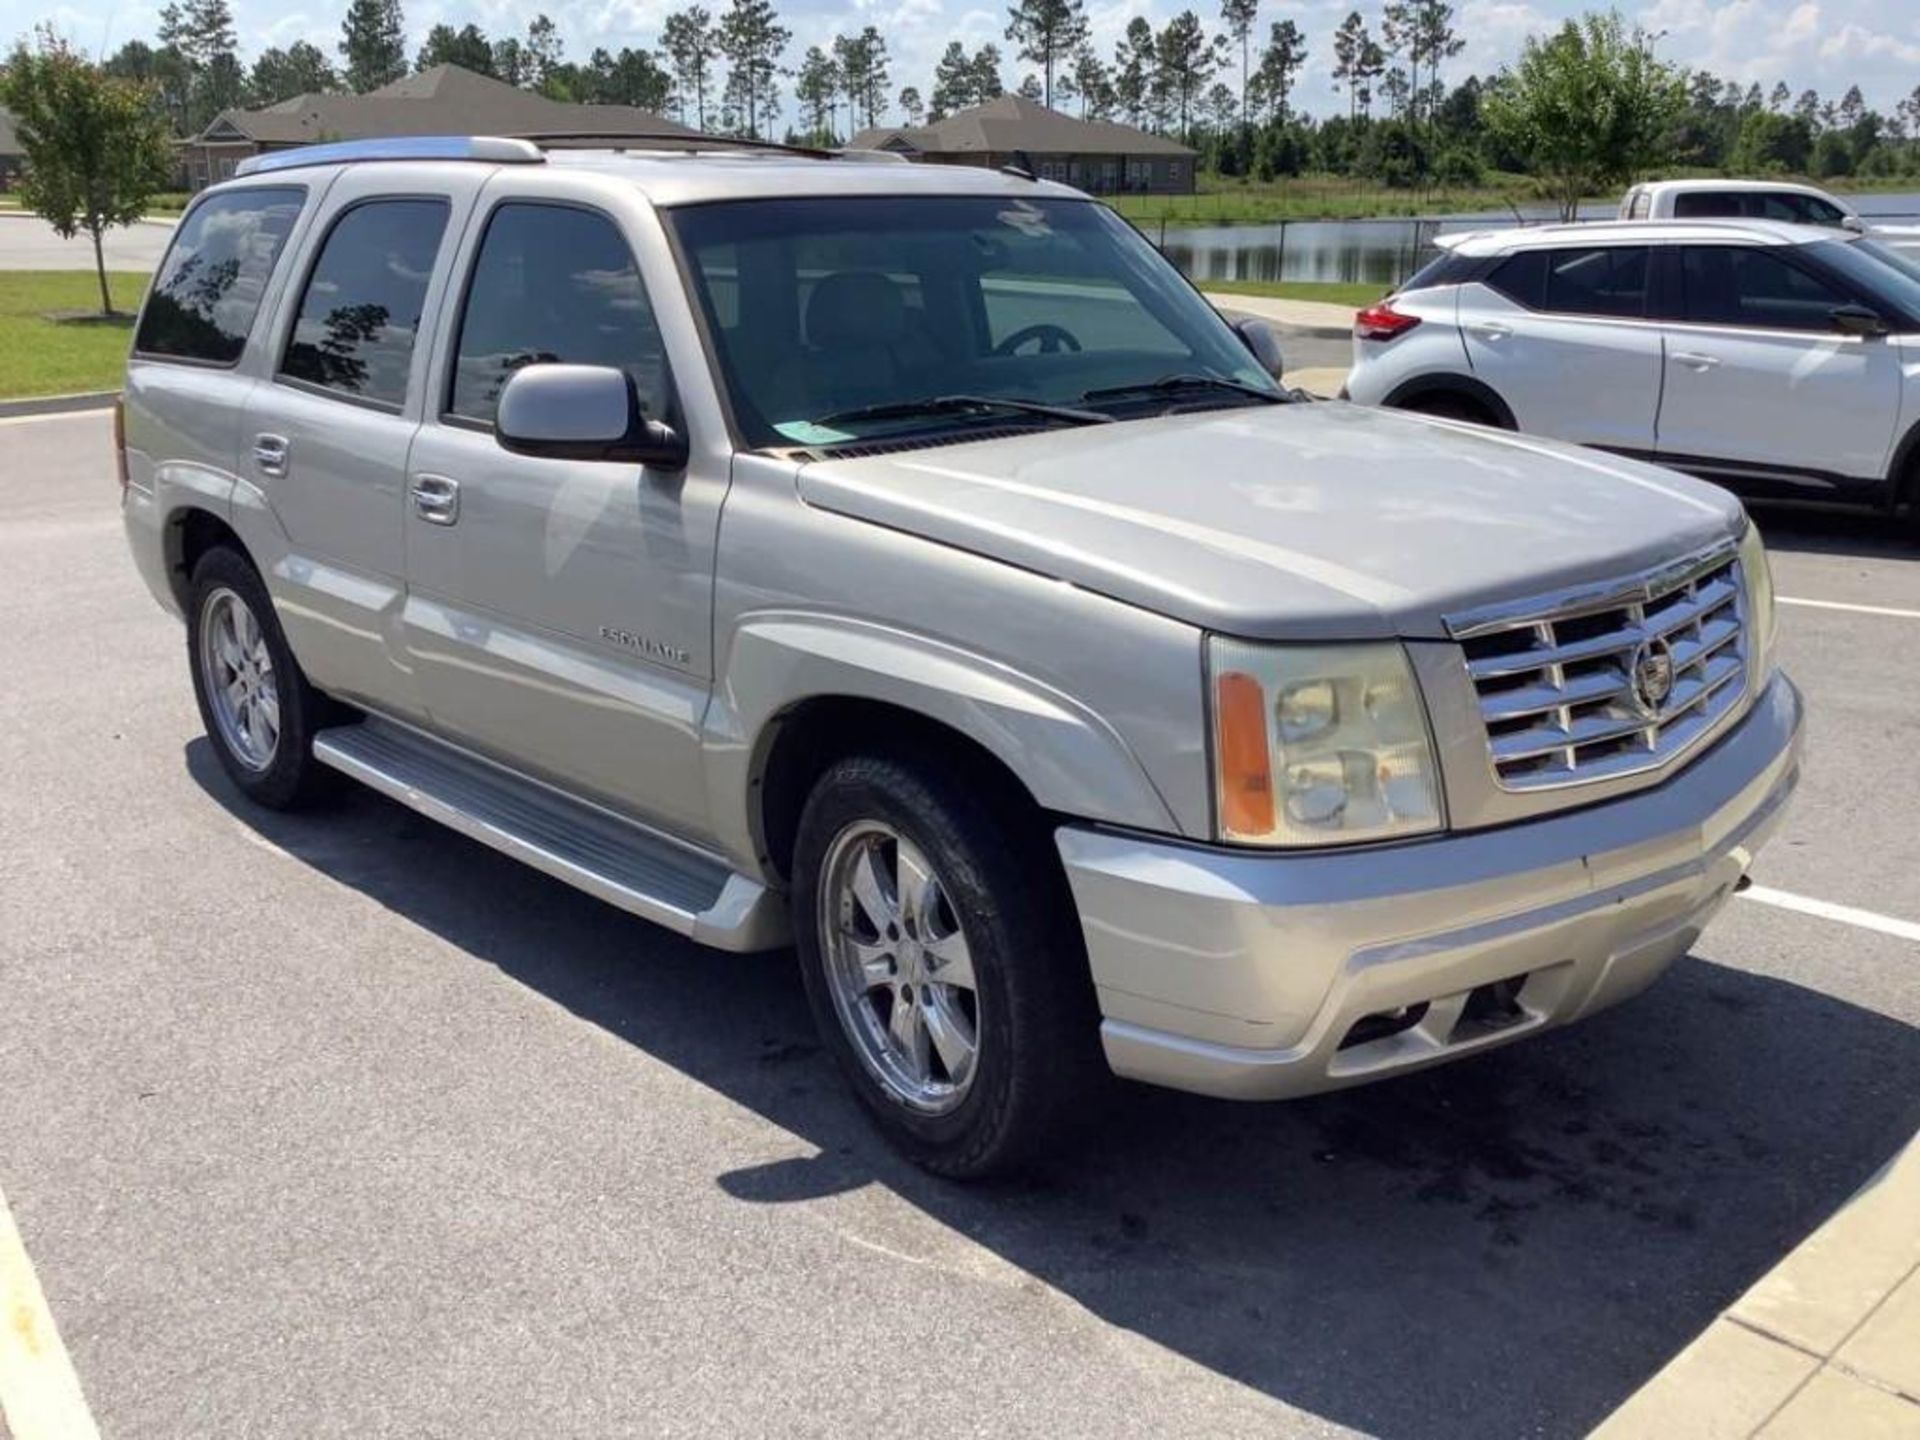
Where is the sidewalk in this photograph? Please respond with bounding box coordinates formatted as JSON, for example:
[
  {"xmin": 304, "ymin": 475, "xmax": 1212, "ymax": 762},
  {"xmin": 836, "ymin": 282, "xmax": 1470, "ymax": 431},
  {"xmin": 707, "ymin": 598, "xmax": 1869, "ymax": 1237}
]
[
  {"xmin": 1201, "ymin": 290, "xmax": 1356, "ymax": 336},
  {"xmin": 1596, "ymin": 1128, "xmax": 1920, "ymax": 1439}
]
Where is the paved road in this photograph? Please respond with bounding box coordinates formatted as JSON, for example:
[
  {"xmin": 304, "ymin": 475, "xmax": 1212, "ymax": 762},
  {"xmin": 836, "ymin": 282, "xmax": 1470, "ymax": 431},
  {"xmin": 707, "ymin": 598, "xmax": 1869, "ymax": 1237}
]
[
  {"xmin": 1, "ymin": 410, "xmax": 1916, "ymax": 1439},
  {"xmin": 0, "ymin": 215, "xmax": 177, "ymax": 272}
]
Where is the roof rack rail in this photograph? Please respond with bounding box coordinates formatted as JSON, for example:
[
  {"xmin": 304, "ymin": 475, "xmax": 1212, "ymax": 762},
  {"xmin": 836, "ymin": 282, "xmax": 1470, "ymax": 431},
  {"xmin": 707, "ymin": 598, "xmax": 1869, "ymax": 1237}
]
[
  {"xmin": 513, "ymin": 129, "xmax": 834, "ymax": 159},
  {"xmin": 234, "ymin": 135, "xmax": 544, "ymax": 177}
]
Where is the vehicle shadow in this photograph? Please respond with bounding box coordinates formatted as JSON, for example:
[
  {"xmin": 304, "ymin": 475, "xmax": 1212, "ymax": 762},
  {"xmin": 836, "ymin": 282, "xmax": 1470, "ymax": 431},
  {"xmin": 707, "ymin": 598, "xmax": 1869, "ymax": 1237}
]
[
  {"xmin": 1749, "ymin": 502, "xmax": 1917, "ymax": 560},
  {"xmin": 188, "ymin": 742, "xmax": 1920, "ymax": 1440}
]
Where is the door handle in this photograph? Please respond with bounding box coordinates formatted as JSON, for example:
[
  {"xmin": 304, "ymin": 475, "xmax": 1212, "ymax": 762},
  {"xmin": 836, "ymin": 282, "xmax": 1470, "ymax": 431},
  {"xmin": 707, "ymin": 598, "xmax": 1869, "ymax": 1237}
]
[
  {"xmin": 252, "ymin": 433, "xmax": 289, "ymax": 477},
  {"xmin": 1471, "ymin": 322, "xmax": 1513, "ymax": 341},
  {"xmin": 410, "ymin": 474, "xmax": 460, "ymax": 525},
  {"xmin": 1671, "ymin": 351, "xmax": 1720, "ymax": 370}
]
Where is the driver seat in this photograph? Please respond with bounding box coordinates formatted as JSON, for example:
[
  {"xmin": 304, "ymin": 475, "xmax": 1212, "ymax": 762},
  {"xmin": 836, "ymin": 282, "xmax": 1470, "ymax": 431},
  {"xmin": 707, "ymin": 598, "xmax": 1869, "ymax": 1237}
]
[{"xmin": 775, "ymin": 271, "xmax": 934, "ymax": 417}]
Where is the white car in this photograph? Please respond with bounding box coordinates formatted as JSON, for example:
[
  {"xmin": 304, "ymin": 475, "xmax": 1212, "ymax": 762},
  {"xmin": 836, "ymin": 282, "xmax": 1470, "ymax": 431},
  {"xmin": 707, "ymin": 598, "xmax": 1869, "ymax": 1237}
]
[
  {"xmin": 1344, "ymin": 219, "xmax": 1920, "ymax": 517},
  {"xmin": 1619, "ymin": 178, "xmax": 1920, "ymax": 255}
]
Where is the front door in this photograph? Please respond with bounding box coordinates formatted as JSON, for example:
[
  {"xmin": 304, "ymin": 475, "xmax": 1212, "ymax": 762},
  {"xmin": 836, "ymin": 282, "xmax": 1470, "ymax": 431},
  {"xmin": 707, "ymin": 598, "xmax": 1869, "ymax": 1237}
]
[
  {"xmin": 401, "ymin": 197, "xmax": 723, "ymax": 839},
  {"xmin": 1461, "ymin": 243, "xmax": 1663, "ymax": 453},
  {"xmin": 1653, "ymin": 244, "xmax": 1903, "ymax": 494}
]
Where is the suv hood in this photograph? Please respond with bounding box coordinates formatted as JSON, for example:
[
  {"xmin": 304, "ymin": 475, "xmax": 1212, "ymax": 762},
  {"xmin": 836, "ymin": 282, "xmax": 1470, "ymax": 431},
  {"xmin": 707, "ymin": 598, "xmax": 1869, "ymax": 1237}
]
[{"xmin": 796, "ymin": 402, "xmax": 1747, "ymax": 641}]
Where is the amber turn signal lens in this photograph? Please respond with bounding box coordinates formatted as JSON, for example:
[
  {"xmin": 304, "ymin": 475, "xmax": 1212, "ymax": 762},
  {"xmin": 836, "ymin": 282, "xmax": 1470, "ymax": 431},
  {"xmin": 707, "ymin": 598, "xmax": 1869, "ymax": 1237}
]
[{"xmin": 1215, "ymin": 669, "xmax": 1275, "ymax": 837}]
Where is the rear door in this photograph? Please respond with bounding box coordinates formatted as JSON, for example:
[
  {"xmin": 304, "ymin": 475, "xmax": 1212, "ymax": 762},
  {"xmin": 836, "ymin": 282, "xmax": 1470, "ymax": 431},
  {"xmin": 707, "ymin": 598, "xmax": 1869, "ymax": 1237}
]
[
  {"xmin": 240, "ymin": 164, "xmax": 483, "ymax": 716},
  {"xmin": 1461, "ymin": 244, "xmax": 1663, "ymax": 452},
  {"xmin": 1652, "ymin": 243, "xmax": 1902, "ymax": 493},
  {"xmin": 399, "ymin": 194, "xmax": 723, "ymax": 839}
]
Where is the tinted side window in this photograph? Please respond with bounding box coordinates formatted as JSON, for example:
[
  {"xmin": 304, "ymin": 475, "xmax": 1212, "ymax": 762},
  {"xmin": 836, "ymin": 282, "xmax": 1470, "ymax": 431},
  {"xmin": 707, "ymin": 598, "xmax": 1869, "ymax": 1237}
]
[
  {"xmin": 280, "ymin": 199, "xmax": 449, "ymax": 408},
  {"xmin": 1673, "ymin": 192, "xmax": 1744, "ymax": 219},
  {"xmin": 1628, "ymin": 190, "xmax": 1652, "ymax": 219},
  {"xmin": 1681, "ymin": 246, "xmax": 1851, "ymax": 330},
  {"xmin": 449, "ymin": 204, "xmax": 670, "ymax": 425},
  {"xmin": 135, "ymin": 187, "xmax": 304, "ymax": 363},
  {"xmin": 1801, "ymin": 197, "xmax": 1847, "ymax": 227},
  {"xmin": 1544, "ymin": 246, "xmax": 1648, "ymax": 317}
]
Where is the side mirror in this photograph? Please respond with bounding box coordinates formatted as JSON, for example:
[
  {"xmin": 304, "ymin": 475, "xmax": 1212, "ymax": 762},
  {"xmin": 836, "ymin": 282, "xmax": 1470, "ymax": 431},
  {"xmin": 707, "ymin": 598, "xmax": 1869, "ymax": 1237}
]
[
  {"xmin": 1840, "ymin": 214, "xmax": 1867, "ymax": 234},
  {"xmin": 1232, "ymin": 316, "xmax": 1286, "ymax": 380},
  {"xmin": 1829, "ymin": 303, "xmax": 1889, "ymax": 337},
  {"xmin": 495, "ymin": 363, "xmax": 688, "ymax": 470}
]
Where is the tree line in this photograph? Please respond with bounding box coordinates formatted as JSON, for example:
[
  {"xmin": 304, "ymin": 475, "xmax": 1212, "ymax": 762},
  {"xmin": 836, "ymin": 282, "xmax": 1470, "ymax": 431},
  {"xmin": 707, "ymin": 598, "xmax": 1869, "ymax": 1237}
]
[{"xmin": 30, "ymin": 0, "xmax": 1920, "ymax": 184}]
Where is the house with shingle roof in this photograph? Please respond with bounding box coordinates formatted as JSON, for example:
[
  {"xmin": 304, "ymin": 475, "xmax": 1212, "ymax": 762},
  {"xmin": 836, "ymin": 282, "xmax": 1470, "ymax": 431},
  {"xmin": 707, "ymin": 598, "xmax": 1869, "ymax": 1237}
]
[
  {"xmin": 847, "ymin": 95, "xmax": 1197, "ymax": 195},
  {"xmin": 181, "ymin": 64, "xmax": 692, "ymax": 191}
]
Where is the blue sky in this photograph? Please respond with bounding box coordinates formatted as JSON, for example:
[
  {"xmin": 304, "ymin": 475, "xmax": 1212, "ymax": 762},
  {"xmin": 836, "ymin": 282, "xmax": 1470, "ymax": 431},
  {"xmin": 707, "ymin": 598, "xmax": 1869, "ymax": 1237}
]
[{"xmin": 11, "ymin": 0, "xmax": 1920, "ymax": 123}]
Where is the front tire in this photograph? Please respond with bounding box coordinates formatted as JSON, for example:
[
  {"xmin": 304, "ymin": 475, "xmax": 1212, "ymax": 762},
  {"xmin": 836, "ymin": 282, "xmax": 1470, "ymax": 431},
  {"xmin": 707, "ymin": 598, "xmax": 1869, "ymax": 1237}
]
[
  {"xmin": 186, "ymin": 546, "xmax": 343, "ymax": 810},
  {"xmin": 792, "ymin": 752, "xmax": 1103, "ymax": 1178}
]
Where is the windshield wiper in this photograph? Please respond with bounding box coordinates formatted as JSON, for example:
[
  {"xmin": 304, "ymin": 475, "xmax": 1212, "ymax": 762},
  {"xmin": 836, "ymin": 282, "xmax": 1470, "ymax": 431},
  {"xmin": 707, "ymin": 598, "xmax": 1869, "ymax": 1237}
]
[
  {"xmin": 1079, "ymin": 373, "xmax": 1289, "ymax": 407},
  {"xmin": 814, "ymin": 393, "xmax": 1115, "ymax": 430}
]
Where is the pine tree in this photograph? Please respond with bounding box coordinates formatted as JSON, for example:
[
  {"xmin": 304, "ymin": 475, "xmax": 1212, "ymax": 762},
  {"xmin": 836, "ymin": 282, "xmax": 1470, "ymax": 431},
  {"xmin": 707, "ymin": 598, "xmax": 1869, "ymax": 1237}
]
[
  {"xmin": 715, "ymin": 0, "xmax": 789, "ymax": 139},
  {"xmin": 249, "ymin": 40, "xmax": 337, "ymax": 103},
  {"xmin": 340, "ymin": 0, "xmax": 406, "ymax": 92},
  {"xmin": 1004, "ymin": 0, "xmax": 1088, "ymax": 109},
  {"xmin": 1218, "ymin": 0, "xmax": 1257, "ymax": 134},
  {"xmin": 660, "ymin": 7, "xmax": 719, "ymax": 128}
]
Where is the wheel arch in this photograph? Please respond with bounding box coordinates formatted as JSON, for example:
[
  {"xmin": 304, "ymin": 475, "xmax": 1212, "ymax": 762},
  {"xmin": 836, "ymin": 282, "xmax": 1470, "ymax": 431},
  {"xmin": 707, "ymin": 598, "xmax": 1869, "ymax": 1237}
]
[
  {"xmin": 164, "ymin": 504, "xmax": 251, "ymax": 614},
  {"xmin": 1889, "ymin": 415, "xmax": 1920, "ymax": 512},
  {"xmin": 1381, "ymin": 373, "xmax": 1517, "ymax": 429},
  {"xmin": 710, "ymin": 616, "xmax": 1186, "ymax": 884}
]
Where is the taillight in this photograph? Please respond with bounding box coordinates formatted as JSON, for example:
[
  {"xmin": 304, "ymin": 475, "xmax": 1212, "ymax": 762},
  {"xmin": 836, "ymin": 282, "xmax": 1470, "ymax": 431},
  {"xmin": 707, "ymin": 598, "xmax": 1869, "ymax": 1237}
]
[
  {"xmin": 1354, "ymin": 300, "xmax": 1422, "ymax": 342},
  {"xmin": 113, "ymin": 397, "xmax": 130, "ymax": 494}
]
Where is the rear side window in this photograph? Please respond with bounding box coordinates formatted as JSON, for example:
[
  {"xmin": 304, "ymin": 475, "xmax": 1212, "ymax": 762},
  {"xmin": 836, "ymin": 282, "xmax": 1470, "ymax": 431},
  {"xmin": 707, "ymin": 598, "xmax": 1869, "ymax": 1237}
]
[
  {"xmin": 135, "ymin": 187, "xmax": 304, "ymax": 364},
  {"xmin": 448, "ymin": 203, "xmax": 669, "ymax": 426},
  {"xmin": 1396, "ymin": 250, "xmax": 1477, "ymax": 294},
  {"xmin": 1673, "ymin": 192, "xmax": 1745, "ymax": 219},
  {"xmin": 1681, "ymin": 246, "xmax": 1852, "ymax": 331},
  {"xmin": 280, "ymin": 199, "xmax": 450, "ymax": 409},
  {"xmin": 1627, "ymin": 190, "xmax": 1651, "ymax": 220},
  {"xmin": 1484, "ymin": 247, "xmax": 1648, "ymax": 317}
]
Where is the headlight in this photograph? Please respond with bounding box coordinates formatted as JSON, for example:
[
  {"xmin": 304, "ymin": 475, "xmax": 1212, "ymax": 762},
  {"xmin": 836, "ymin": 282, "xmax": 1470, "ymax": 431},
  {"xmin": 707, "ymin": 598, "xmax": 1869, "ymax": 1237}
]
[
  {"xmin": 1208, "ymin": 638, "xmax": 1444, "ymax": 846},
  {"xmin": 1738, "ymin": 519, "xmax": 1777, "ymax": 686}
]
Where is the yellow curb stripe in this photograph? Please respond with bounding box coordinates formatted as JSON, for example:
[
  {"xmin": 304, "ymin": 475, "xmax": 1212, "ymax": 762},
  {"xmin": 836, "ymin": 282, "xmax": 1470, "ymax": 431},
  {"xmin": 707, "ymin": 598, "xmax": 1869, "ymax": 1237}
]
[{"xmin": 0, "ymin": 1184, "xmax": 100, "ymax": 1440}]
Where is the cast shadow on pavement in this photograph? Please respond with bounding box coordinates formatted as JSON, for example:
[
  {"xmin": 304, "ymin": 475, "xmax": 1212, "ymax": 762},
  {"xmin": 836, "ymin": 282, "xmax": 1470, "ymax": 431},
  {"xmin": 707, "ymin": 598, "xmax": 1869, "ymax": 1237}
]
[{"xmin": 190, "ymin": 741, "xmax": 1920, "ymax": 1440}]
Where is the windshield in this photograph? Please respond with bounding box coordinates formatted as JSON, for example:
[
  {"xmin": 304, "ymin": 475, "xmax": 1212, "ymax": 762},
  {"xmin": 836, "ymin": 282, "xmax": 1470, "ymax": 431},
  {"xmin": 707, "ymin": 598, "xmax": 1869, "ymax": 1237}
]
[
  {"xmin": 666, "ymin": 195, "xmax": 1281, "ymax": 450},
  {"xmin": 1818, "ymin": 238, "xmax": 1920, "ymax": 329}
]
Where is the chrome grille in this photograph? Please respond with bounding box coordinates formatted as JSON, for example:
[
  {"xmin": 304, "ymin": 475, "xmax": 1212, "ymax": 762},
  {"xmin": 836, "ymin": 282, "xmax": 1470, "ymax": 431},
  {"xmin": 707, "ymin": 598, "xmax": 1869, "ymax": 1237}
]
[{"xmin": 1448, "ymin": 543, "xmax": 1748, "ymax": 791}]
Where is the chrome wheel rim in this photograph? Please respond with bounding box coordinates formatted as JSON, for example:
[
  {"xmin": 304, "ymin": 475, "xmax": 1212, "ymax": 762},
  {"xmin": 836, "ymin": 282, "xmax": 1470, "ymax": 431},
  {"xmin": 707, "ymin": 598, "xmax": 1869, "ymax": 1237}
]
[
  {"xmin": 818, "ymin": 821, "xmax": 981, "ymax": 1114},
  {"xmin": 199, "ymin": 586, "xmax": 280, "ymax": 771}
]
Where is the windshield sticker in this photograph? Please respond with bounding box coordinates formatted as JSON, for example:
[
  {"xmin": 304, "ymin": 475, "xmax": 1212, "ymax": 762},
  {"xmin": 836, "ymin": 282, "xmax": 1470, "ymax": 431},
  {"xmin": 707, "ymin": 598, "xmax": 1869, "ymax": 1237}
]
[{"xmin": 774, "ymin": 419, "xmax": 856, "ymax": 445}]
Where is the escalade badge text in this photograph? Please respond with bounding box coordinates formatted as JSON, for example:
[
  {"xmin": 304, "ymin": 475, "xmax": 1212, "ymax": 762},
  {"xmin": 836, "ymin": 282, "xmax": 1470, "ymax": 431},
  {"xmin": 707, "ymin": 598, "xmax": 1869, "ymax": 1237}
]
[
  {"xmin": 600, "ymin": 626, "xmax": 691, "ymax": 667},
  {"xmin": 1630, "ymin": 639, "xmax": 1676, "ymax": 715}
]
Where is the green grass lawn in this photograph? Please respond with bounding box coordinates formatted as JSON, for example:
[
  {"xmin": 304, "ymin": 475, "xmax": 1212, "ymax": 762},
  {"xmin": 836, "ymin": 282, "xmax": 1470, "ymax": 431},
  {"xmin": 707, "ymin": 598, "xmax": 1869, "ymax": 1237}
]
[
  {"xmin": 0, "ymin": 271, "xmax": 151, "ymax": 399},
  {"xmin": 1107, "ymin": 174, "xmax": 1546, "ymax": 226},
  {"xmin": 1197, "ymin": 278, "xmax": 1385, "ymax": 308}
]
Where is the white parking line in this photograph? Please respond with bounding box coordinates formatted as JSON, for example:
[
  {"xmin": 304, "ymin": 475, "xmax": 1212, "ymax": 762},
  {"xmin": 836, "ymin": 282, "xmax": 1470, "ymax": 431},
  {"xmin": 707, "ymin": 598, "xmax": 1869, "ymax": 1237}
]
[
  {"xmin": 1779, "ymin": 596, "xmax": 1920, "ymax": 621},
  {"xmin": 1741, "ymin": 885, "xmax": 1920, "ymax": 944},
  {"xmin": 0, "ymin": 1183, "xmax": 100, "ymax": 1440}
]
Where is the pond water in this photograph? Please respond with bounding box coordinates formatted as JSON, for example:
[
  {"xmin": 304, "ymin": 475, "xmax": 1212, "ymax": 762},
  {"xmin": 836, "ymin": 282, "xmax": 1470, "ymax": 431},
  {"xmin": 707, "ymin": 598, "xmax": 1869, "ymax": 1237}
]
[{"xmin": 1156, "ymin": 191, "xmax": 1920, "ymax": 289}]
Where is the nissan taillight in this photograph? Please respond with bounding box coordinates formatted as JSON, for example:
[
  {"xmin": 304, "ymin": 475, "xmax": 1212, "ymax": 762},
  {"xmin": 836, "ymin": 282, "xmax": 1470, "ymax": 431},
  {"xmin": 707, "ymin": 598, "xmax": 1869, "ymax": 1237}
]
[{"xmin": 1354, "ymin": 300, "xmax": 1422, "ymax": 342}]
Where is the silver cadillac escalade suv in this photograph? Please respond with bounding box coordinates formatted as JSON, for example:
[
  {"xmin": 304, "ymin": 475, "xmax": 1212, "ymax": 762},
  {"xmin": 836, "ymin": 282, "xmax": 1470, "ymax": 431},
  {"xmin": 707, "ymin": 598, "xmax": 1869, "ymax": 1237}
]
[{"xmin": 120, "ymin": 135, "xmax": 1803, "ymax": 1177}]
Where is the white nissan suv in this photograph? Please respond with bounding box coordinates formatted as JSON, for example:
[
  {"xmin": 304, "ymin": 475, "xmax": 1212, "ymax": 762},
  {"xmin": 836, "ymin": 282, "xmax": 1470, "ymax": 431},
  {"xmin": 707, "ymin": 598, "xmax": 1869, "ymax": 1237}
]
[{"xmin": 1345, "ymin": 220, "xmax": 1920, "ymax": 518}]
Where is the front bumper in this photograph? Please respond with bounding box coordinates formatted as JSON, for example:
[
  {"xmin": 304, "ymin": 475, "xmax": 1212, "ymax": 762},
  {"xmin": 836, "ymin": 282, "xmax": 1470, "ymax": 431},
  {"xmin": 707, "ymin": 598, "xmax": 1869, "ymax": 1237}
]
[{"xmin": 1056, "ymin": 672, "xmax": 1803, "ymax": 1101}]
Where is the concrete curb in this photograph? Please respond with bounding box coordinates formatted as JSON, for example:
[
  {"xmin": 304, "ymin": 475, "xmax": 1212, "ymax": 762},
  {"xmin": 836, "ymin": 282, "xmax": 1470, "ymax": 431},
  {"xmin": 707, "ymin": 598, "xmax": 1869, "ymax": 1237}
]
[
  {"xmin": 0, "ymin": 391, "xmax": 119, "ymax": 419},
  {"xmin": 1595, "ymin": 1127, "xmax": 1920, "ymax": 1439}
]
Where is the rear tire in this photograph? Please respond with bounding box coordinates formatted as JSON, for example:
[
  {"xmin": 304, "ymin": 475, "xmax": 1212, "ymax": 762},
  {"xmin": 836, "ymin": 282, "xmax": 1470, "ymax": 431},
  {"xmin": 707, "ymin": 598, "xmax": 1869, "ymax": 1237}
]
[
  {"xmin": 186, "ymin": 546, "xmax": 344, "ymax": 810},
  {"xmin": 792, "ymin": 751, "xmax": 1104, "ymax": 1179}
]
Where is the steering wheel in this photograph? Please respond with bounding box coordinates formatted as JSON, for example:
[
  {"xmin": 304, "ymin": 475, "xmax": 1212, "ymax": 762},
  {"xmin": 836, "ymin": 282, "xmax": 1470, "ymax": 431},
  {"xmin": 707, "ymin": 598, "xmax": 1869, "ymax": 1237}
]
[{"xmin": 993, "ymin": 323, "xmax": 1083, "ymax": 357}]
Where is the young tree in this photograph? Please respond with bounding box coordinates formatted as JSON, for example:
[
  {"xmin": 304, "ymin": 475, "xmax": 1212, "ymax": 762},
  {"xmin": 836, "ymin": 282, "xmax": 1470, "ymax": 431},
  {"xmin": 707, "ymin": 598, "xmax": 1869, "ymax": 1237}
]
[
  {"xmin": 660, "ymin": 7, "xmax": 719, "ymax": 128},
  {"xmin": 3, "ymin": 31, "xmax": 175, "ymax": 316},
  {"xmin": 1153, "ymin": 11, "xmax": 1216, "ymax": 137},
  {"xmin": 833, "ymin": 27, "xmax": 890, "ymax": 131},
  {"xmin": 1484, "ymin": 10, "xmax": 1683, "ymax": 221},
  {"xmin": 340, "ymin": 0, "xmax": 407, "ymax": 92},
  {"xmin": 898, "ymin": 85, "xmax": 925, "ymax": 126},
  {"xmin": 795, "ymin": 46, "xmax": 841, "ymax": 141},
  {"xmin": 250, "ymin": 41, "xmax": 338, "ymax": 103},
  {"xmin": 416, "ymin": 23, "xmax": 495, "ymax": 75},
  {"xmin": 1004, "ymin": 0, "xmax": 1088, "ymax": 109},
  {"xmin": 1248, "ymin": 19, "xmax": 1305, "ymax": 125},
  {"xmin": 1219, "ymin": 0, "xmax": 1258, "ymax": 134},
  {"xmin": 716, "ymin": 0, "xmax": 789, "ymax": 139}
]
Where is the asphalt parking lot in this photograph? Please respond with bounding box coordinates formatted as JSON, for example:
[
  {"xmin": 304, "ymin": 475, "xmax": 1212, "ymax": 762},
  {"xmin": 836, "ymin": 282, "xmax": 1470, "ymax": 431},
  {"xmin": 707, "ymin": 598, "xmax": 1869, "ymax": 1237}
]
[{"xmin": 2, "ymin": 409, "xmax": 1916, "ymax": 1439}]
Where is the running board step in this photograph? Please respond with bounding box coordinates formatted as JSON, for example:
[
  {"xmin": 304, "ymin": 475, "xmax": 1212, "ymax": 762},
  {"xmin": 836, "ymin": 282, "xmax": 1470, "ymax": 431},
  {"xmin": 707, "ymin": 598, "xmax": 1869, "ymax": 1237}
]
[{"xmin": 312, "ymin": 719, "xmax": 787, "ymax": 952}]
